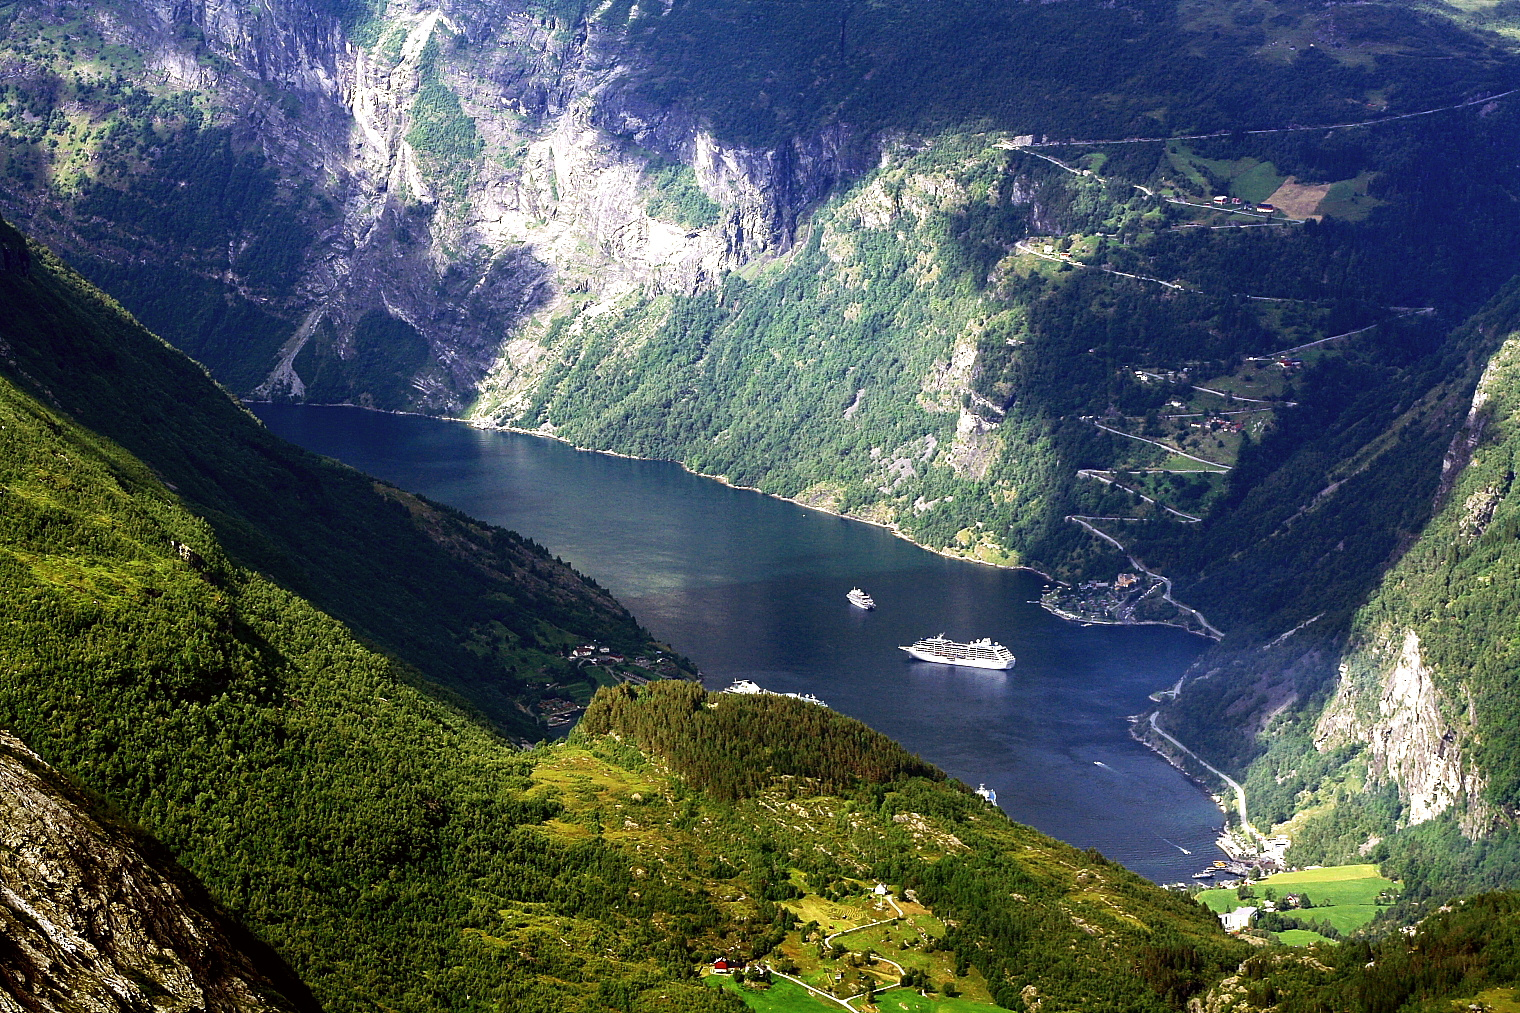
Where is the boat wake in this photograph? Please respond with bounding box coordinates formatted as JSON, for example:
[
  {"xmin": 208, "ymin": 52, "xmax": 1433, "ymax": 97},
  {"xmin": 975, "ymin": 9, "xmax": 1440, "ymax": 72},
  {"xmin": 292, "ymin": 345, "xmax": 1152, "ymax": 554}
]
[{"xmin": 1159, "ymin": 836, "xmax": 1192, "ymax": 855}]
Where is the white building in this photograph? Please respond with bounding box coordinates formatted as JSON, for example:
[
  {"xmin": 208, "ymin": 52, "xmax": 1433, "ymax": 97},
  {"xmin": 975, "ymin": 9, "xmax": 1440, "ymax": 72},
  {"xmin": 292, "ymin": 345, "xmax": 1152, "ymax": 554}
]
[{"xmin": 1220, "ymin": 906, "xmax": 1257, "ymax": 933}]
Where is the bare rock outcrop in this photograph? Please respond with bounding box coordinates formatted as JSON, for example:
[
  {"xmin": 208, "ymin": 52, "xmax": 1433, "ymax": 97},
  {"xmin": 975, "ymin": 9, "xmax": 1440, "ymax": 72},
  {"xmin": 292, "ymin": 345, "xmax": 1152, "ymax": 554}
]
[
  {"xmin": 0, "ymin": 732, "xmax": 317, "ymax": 1013},
  {"xmin": 1315, "ymin": 631, "xmax": 1489, "ymax": 833}
]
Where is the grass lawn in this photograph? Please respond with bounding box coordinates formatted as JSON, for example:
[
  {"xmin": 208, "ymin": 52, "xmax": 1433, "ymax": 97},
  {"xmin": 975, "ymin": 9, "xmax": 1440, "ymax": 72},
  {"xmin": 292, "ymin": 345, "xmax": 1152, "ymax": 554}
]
[
  {"xmin": 1198, "ymin": 864, "xmax": 1398, "ymax": 940},
  {"xmin": 871, "ymin": 989, "xmax": 1004, "ymax": 1013},
  {"xmin": 708, "ymin": 975, "xmax": 838, "ymax": 1012},
  {"xmin": 1273, "ymin": 929, "xmax": 1336, "ymax": 947},
  {"xmin": 710, "ymin": 974, "xmax": 1004, "ymax": 1013},
  {"xmin": 1445, "ymin": 987, "xmax": 1520, "ymax": 1013}
]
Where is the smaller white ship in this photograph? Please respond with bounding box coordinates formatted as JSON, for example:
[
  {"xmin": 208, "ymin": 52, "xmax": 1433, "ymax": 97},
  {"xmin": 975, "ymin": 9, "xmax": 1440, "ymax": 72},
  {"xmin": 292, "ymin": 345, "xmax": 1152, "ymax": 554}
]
[
  {"xmin": 974, "ymin": 783, "xmax": 998, "ymax": 804},
  {"xmin": 721, "ymin": 679, "xmax": 829, "ymax": 708},
  {"xmin": 899, "ymin": 635, "xmax": 1015, "ymax": 670},
  {"xmin": 846, "ymin": 587, "xmax": 876, "ymax": 610}
]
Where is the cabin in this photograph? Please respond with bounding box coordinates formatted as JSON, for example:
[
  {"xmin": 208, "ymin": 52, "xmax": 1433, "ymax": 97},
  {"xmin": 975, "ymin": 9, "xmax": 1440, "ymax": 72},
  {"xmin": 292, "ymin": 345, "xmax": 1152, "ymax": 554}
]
[
  {"xmin": 712, "ymin": 958, "xmax": 732, "ymax": 974},
  {"xmin": 1256, "ymin": 203, "xmax": 1277, "ymax": 214}
]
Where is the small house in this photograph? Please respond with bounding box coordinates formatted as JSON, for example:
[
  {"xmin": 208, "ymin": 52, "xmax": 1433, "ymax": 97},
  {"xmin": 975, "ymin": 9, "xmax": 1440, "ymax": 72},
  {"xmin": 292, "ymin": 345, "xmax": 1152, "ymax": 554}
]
[
  {"xmin": 713, "ymin": 958, "xmax": 731, "ymax": 974},
  {"xmin": 1256, "ymin": 203, "xmax": 1276, "ymax": 214}
]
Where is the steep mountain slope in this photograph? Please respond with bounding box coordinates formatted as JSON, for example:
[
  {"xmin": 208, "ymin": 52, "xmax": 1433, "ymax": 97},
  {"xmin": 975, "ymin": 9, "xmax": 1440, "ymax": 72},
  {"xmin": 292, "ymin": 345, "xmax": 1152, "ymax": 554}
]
[
  {"xmin": 0, "ymin": 214, "xmax": 676, "ymax": 737},
  {"xmin": 3, "ymin": 0, "xmax": 1520, "ymax": 587},
  {"xmin": 0, "ymin": 209, "xmax": 1253, "ymax": 1012},
  {"xmin": 1136, "ymin": 282, "xmax": 1520, "ymax": 915},
  {"xmin": 0, "ymin": 244, "xmax": 730, "ymax": 1009},
  {"xmin": 11, "ymin": 0, "xmax": 1520, "ymax": 924},
  {"xmin": 0, "ymin": 732, "xmax": 318, "ymax": 1013}
]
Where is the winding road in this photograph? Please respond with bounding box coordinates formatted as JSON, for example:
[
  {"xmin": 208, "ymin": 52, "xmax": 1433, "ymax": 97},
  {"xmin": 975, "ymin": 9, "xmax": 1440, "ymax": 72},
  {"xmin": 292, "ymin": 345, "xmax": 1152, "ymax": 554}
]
[
  {"xmin": 767, "ymin": 894, "xmax": 912, "ymax": 1010},
  {"xmin": 1148, "ymin": 711, "xmax": 1256, "ymax": 839},
  {"xmin": 1065, "ymin": 516, "xmax": 1225, "ymax": 640}
]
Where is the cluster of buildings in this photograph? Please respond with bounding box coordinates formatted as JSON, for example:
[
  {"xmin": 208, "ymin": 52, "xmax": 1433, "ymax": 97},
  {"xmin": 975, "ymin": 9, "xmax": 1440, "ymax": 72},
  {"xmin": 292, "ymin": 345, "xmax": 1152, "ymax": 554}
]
[
  {"xmin": 537, "ymin": 697, "xmax": 583, "ymax": 729},
  {"xmin": 1184, "ymin": 415, "xmax": 1246, "ymax": 434},
  {"xmin": 569, "ymin": 644, "xmax": 627, "ymax": 664},
  {"xmin": 1212, "ymin": 195, "xmax": 1278, "ymax": 214}
]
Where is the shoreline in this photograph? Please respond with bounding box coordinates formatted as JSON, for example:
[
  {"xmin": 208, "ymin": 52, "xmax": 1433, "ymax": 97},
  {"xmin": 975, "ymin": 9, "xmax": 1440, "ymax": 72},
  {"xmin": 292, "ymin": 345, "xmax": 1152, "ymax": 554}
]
[
  {"xmin": 247, "ymin": 399, "xmax": 1227, "ymax": 640},
  {"xmin": 1039, "ymin": 601, "xmax": 1218, "ymax": 639},
  {"xmin": 247, "ymin": 398, "xmax": 1065, "ymax": 577}
]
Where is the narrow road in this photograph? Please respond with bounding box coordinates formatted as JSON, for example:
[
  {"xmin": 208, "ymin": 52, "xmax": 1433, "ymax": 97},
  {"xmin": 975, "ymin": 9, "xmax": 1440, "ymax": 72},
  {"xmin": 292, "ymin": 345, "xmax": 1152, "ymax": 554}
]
[
  {"xmin": 1091, "ymin": 421, "xmax": 1232, "ymax": 471},
  {"xmin": 1164, "ymin": 197, "xmax": 1302, "ymax": 224},
  {"xmin": 1252, "ymin": 321, "xmax": 1380, "ymax": 360},
  {"xmin": 1148, "ymin": 711, "xmax": 1256, "ymax": 838},
  {"xmin": 1066, "ymin": 516, "xmax": 1224, "ymax": 639},
  {"xmin": 824, "ymin": 916, "xmax": 897, "ymax": 949},
  {"xmin": 1025, "ymin": 89, "xmax": 1518, "ymax": 147},
  {"xmin": 1078, "ymin": 469, "xmax": 1201, "ymax": 522},
  {"xmin": 1189, "ymin": 385, "xmax": 1295, "ymax": 407},
  {"xmin": 763, "ymin": 967, "xmax": 857, "ymax": 1010}
]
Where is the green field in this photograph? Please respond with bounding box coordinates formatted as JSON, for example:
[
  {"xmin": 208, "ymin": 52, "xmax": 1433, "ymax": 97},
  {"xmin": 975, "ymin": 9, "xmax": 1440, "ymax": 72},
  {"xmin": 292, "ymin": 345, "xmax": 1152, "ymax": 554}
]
[
  {"xmin": 1273, "ymin": 929, "xmax": 1336, "ymax": 947},
  {"xmin": 710, "ymin": 975, "xmax": 1001, "ymax": 1013},
  {"xmin": 709, "ymin": 975, "xmax": 834, "ymax": 1012},
  {"xmin": 1198, "ymin": 864, "xmax": 1399, "ymax": 941}
]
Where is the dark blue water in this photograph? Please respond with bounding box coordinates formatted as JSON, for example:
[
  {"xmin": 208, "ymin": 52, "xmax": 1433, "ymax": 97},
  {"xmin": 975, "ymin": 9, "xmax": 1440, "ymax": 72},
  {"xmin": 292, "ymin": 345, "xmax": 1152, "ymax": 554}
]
[{"xmin": 252, "ymin": 404, "xmax": 1224, "ymax": 882}]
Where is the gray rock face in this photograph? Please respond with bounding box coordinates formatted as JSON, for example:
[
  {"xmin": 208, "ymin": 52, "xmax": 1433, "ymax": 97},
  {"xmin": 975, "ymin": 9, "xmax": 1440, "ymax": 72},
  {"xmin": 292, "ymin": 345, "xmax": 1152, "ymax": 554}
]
[
  {"xmin": 1315, "ymin": 633, "xmax": 1490, "ymax": 833},
  {"xmin": 0, "ymin": 732, "xmax": 315, "ymax": 1013},
  {"xmin": 1, "ymin": 0, "xmax": 874, "ymax": 411}
]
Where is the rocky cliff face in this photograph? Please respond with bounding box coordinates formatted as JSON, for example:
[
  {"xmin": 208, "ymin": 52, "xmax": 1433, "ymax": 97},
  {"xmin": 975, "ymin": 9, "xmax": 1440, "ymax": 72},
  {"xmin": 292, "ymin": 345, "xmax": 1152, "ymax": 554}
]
[
  {"xmin": 1298, "ymin": 312, "xmax": 1520, "ymax": 842},
  {"xmin": 0, "ymin": 0, "xmax": 875, "ymax": 411},
  {"xmin": 0, "ymin": 732, "xmax": 316, "ymax": 1013},
  {"xmin": 1315, "ymin": 631, "xmax": 1490, "ymax": 832}
]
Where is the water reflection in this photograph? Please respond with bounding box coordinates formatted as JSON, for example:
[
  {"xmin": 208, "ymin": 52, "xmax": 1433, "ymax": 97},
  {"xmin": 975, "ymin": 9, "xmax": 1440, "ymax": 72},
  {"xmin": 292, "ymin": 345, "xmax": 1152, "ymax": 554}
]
[{"xmin": 253, "ymin": 404, "xmax": 1225, "ymax": 881}]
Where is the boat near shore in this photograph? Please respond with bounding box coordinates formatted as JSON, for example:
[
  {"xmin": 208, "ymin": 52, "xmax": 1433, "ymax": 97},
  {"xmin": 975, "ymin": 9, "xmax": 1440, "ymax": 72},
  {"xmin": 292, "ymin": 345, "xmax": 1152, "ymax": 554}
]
[{"xmin": 899, "ymin": 635, "xmax": 1016, "ymax": 670}]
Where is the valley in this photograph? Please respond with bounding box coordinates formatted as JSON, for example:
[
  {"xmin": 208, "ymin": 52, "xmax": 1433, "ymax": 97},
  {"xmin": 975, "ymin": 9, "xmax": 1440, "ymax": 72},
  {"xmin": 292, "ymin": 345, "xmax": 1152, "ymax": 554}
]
[{"xmin": 4, "ymin": 0, "xmax": 1520, "ymax": 1008}]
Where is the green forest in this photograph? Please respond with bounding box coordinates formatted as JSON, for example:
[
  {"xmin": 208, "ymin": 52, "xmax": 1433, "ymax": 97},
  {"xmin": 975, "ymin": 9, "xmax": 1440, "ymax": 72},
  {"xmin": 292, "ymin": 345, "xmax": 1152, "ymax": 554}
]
[{"xmin": 5, "ymin": 186, "xmax": 1520, "ymax": 1013}]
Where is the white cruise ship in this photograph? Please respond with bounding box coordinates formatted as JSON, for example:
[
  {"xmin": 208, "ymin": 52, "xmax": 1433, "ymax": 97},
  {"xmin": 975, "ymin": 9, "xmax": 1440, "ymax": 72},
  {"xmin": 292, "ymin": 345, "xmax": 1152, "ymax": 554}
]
[
  {"xmin": 846, "ymin": 587, "xmax": 876, "ymax": 610},
  {"xmin": 899, "ymin": 635, "xmax": 1015, "ymax": 670}
]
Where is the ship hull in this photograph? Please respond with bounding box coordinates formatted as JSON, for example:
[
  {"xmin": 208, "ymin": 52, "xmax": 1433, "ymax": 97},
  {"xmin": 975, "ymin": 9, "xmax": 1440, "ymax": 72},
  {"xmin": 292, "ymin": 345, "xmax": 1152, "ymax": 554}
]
[{"xmin": 899, "ymin": 646, "xmax": 1015, "ymax": 670}]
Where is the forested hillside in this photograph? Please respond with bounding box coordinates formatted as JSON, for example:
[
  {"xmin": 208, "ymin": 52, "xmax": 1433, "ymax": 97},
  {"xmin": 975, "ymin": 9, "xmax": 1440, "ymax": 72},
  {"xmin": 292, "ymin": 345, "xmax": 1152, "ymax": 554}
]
[
  {"xmin": 10, "ymin": 0, "xmax": 1520, "ymax": 974},
  {"xmin": 1153, "ymin": 280, "xmax": 1520, "ymax": 917},
  {"xmin": 0, "ymin": 732, "xmax": 318, "ymax": 1013},
  {"xmin": 0, "ymin": 214, "xmax": 678, "ymax": 738}
]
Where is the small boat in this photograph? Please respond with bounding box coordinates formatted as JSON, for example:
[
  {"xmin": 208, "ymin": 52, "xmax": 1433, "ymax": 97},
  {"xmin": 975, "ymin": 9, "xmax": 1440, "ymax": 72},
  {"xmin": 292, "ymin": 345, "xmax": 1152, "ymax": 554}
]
[
  {"xmin": 846, "ymin": 587, "xmax": 876, "ymax": 610},
  {"xmin": 1191, "ymin": 871, "xmax": 1215, "ymax": 879},
  {"xmin": 974, "ymin": 783, "xmax": 998, "ymax": 804},
  {"xmin": 899, "ymin": 635, "xmax": 1015, "ymax": 670}
]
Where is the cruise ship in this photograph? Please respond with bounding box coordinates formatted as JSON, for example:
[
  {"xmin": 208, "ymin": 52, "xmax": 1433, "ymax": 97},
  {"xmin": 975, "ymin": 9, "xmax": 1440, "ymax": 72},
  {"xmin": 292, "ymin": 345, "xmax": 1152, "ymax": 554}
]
[
  {"xmin": 846, "ymin": 587, "xmax": 876, "ymax": 610},
  {"xmin": 899, "ymin": 635, "xmax": 1015, "ymax": 670}
]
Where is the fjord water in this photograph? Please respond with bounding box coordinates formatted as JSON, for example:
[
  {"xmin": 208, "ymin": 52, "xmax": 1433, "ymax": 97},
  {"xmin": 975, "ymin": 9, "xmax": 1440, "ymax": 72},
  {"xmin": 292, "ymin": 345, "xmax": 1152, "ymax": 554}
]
[{"xmin": 254, "ymin": 404, "xmax": 1223, "ymax": 882}]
